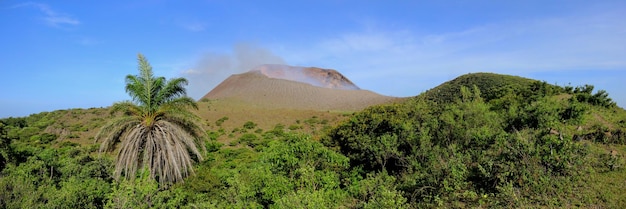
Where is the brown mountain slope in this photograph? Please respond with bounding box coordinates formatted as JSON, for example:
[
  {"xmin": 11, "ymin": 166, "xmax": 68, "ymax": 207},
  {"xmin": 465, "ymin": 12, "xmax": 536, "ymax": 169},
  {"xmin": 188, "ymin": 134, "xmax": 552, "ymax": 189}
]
[{"xmin": 201, "ymin": 65, "xmax": 398, "ymax": 111}]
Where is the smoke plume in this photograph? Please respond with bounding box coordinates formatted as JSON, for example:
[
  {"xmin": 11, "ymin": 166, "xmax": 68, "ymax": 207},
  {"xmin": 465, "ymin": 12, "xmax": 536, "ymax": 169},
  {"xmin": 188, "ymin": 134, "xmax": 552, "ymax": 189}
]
[{"xmin": 183, "ymin": 43, "xmax": 286, "ymax": 99}]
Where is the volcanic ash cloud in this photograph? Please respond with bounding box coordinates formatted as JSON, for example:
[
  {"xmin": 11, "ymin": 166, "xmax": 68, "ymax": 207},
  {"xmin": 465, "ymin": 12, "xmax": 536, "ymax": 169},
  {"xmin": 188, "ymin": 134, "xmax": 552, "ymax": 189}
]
[{"xmin": 183, "ymin": 44, "xmax": 286, "ymax": 99}]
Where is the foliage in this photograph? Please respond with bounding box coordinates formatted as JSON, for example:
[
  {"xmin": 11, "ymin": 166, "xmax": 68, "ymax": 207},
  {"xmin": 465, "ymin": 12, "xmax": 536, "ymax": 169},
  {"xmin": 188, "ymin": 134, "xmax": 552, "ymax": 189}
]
[
  {"xmin": 348, "ymin": 171, "xmax": 408, "ymax": 209},
  {"xmin": 0, "ymin": 145, "xmax": 112, "ymax": 209},
  {"xmin": 0, "ymin": 122, "xmax": 11, "ymax": 171},
  {"xmin": 323, "ymin": 84, "xmax": 621, "ymax": 207},
  {"xmin": 105, "ymin": 169, "xmax": 188, "ymax": 209},
  {"xmin": 567, "ymin": 84, "xmax": 616, "ymax": 108}
]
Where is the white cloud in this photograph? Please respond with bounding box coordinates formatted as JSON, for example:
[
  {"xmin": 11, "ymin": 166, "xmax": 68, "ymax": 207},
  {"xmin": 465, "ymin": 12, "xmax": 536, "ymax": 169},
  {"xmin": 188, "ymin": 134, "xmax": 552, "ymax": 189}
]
[{"xmin": 13, "ymin": 2, "xmax": 80, "ymax": 27}]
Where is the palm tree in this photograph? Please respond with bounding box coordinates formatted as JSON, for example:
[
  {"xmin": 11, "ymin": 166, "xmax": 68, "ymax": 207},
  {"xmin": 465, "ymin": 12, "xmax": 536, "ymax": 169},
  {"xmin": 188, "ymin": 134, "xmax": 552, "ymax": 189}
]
[{"xmin": 96, "ymin": 53, "xmax": 206, "ymax": 185}]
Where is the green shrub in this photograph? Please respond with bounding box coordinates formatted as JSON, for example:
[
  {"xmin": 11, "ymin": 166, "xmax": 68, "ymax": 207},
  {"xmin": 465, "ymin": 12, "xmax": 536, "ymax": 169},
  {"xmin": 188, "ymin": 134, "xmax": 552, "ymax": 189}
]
[
  {"xmin": 205, "ymin": 141, "xmax": 223, "ymax": 153},
  {"xmin": 18, "ymin": 127, "xmax": 40, "ymax": 140},
  {"xmin": 238, "ymin": 133, "xmax": 259, "ymax": 147},
  {"xmin": 288, "ymin": 124, "xmax": 302, "ymax": 130},
  {"xmin": 30, "ymin": 133, "xmax": 57, "ymax": 144},
  {"xmin": 243, "ymin": 121, "xmax": 257, "ymax": 130},
  {"xmin": 206, "ymin": 131, "xmax": 223, "ymax": 141},
  {"xmin": 215, "ymin": 116, "xmax": 229, "ymax": 127}
]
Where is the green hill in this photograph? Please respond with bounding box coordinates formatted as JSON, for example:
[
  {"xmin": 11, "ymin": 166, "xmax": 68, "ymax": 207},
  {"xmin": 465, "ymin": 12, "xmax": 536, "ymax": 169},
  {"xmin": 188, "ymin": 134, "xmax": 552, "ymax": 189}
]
[{"xmin": 418, "ymin": 72, "xmax": 551, "ymax": 104}]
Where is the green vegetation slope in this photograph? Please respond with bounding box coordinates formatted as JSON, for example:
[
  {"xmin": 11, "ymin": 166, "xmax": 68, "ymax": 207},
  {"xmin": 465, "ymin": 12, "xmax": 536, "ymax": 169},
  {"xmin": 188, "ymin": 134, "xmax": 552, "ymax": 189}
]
[{"xmin": 1, "ymin": 72, "xmax": 625, "ymax": 208}]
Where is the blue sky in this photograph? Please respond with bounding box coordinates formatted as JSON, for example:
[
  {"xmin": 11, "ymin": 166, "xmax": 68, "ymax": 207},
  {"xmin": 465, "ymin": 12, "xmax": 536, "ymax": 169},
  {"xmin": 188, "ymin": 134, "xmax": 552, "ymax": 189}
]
[{"xmin": 1, "ymin": 1, "xmax": 625, "ymax": 118}]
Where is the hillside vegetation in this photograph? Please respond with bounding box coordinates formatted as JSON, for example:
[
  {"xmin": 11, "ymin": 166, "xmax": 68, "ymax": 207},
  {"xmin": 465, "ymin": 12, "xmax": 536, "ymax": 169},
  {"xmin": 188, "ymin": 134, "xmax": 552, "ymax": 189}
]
[
  {"xmin": 1, "ymin": 73, "xmax": 625, "ymax": 208},
  {"xmin": 324, "ymin": 73, "xmax": 626, "ymax": 207}
]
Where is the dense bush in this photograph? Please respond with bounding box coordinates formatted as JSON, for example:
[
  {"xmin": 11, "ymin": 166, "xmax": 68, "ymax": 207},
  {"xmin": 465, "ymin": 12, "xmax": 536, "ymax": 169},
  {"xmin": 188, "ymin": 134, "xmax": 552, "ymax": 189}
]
[
  {"xmin": 323, "ymin": 85, "xmax": 603, "ymax": 207},
  {"xmin": 0, "ymin": 145, "xmax": 112, "ymax": 208}
]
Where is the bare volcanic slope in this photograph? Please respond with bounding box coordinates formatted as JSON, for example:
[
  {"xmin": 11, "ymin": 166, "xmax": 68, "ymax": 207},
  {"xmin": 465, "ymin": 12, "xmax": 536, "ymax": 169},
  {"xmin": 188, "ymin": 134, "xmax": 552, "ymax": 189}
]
[
  {"xmin": 202, "ymin": 65, "xmax": 398, "ymax": 111},
  {"xmin": 254, "ymin": 64, "xmax": 360, "ymax": 90}
]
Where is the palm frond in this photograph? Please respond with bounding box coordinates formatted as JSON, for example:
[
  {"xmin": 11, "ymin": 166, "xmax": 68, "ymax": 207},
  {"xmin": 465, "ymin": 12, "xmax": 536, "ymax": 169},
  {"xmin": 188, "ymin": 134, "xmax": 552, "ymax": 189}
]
[
  {"xmin": 137, "ymin": 54, "xmax": 154, "ymax": 83},
  {"xmin": 110, "ymin": 101, "xmax": 142, "ymax": 116},
  {"xmin": 125, "ymin": 75, "xmax": 148, "ymax": 105},
  {"xmin": 114, "ymin": 123, "xmax": 146, "ymax": 181},
  {"xmin": 150, "ymin": 76, "xmax": 167, "ymax": 108},
  {"xmin": 95, "ymin": 115, "xmax": 141, "ymax": 151},
  {"xmin": 161, "ymin": 112, "xmax": 207, "ymax": 153},
  {"xmin": 156, "ymin": 77, "xmax": 189, "ymax": 104}
]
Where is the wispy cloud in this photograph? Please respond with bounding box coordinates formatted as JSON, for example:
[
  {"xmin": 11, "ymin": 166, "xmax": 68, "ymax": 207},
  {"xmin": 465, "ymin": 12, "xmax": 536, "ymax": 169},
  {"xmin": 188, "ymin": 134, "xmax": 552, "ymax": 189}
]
[
  {"xmin": 277, "ymin": 10, "xmax": 626, "ymax": 99},
  {"xmin": 322, "ymin": 32, "xmax": 396, "ymax": 52},
  {"xmin": 299, "ymin": 11, "xmax": 626, "ymax": 76},
  {"xmin": 13, "ymin": 2, "xmax": 80, "ymax": 27}
]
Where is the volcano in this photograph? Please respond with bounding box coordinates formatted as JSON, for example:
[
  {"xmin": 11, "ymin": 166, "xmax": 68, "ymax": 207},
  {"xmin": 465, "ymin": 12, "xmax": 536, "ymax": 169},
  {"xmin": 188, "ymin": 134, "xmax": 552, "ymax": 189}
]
[{"xmin": 201, "ymin": 64, "xmax": 397, "ymax": 111}]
